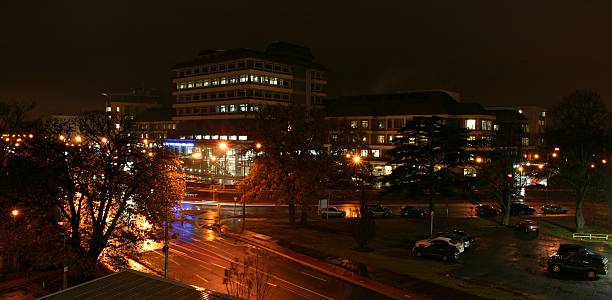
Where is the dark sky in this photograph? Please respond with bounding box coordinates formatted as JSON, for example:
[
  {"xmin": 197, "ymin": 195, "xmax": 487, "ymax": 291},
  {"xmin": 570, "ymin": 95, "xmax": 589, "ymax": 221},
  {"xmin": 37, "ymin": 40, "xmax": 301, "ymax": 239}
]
[{"xmin": 1, "ymin": 1, "xmax": 611, "ymax": 116}]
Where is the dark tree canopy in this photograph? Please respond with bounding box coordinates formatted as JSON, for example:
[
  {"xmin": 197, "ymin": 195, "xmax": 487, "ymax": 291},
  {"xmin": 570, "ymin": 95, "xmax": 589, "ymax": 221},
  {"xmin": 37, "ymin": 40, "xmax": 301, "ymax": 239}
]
[
  {"xmin": 239, "ymin": 104, "xmax": 365, "ymax": 225},
  {"xmin": 547, "ymin": 90, "xmax": 612, "ymax": 230},
  {"xmin": 384, "ymin": 116, "xmax": 469, "ymax": 206}
]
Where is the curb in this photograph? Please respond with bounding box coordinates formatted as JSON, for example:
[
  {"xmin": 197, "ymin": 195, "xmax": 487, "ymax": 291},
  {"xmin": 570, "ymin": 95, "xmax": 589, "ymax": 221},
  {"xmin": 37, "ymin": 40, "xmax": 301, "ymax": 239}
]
[{"xmin": 223, "ymin": 231, "xmax": 412, "ymax": 299}]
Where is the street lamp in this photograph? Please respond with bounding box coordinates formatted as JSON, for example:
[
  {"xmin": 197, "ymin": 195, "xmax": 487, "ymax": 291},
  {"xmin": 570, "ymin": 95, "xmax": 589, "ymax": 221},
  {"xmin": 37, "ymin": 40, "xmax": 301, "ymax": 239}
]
[
  {"xmin": 74, "ymin": 135, "xmax": 82, "ymax": 143},
  {"xmin": 475, "ymin": 157, "xmax": 483, "ymax": 164},
  {"xmin": 11, "ymin": 209, "xmax": 19, "ymax": 217}
]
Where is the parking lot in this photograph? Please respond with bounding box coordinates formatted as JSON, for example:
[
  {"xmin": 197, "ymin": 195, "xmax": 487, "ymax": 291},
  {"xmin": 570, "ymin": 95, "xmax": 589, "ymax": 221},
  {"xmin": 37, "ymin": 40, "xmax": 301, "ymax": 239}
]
[{"xmin": 450, "ymin": 225, "xmax": 612, "ymax": 300}]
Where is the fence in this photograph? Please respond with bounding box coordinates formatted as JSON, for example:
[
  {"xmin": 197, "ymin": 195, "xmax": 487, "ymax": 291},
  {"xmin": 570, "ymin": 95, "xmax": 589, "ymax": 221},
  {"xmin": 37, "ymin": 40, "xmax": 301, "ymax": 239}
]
[{"xmin": 572, "ymin": 233, "xmax": 609, "ymax": 240}]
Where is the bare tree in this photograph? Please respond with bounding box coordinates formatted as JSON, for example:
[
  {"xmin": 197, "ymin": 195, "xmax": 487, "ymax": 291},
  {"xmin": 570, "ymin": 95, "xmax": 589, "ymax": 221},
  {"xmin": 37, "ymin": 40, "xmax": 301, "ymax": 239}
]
[
  {"xmin": 224, "ymin": 248, "xmax": 273, "ymax": 300},
  {"xmin": 547, "ymin": 90, "xmax": 612, "ymax": 231}
]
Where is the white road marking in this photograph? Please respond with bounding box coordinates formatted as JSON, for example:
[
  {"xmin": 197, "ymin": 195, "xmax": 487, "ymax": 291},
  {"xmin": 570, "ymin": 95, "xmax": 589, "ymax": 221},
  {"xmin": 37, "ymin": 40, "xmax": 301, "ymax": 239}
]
[
  {"xmin": 195, "ymin": 274, "xmax": 209, "ymax": 282},
  {"xmin": 300, "ymin": 271, "xmax": 327, "ymax": 282}
]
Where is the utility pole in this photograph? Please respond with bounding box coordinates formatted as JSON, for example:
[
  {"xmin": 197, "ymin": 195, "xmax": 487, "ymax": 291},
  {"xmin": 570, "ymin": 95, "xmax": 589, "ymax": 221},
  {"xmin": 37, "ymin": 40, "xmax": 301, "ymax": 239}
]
[
  {"xmin": 62, "ymin": 233, "xmax": 67, "ymax": 290},
  {"xmin": 163, "ymin": 199, "xmax": 169, "ymax": 279}
]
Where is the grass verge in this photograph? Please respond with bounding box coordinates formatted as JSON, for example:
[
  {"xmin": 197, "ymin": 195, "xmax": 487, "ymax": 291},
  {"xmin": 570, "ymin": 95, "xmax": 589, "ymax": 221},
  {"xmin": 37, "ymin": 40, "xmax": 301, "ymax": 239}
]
[{"xmin": 247, "ymin": 216, "xmax": 526, "ymax": 299}]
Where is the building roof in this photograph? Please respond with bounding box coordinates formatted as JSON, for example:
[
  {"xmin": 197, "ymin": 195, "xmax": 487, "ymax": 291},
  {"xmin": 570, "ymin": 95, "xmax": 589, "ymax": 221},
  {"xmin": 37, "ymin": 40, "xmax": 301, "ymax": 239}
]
[
  {"xmin": 326, "ymin": 91, "xmax": 493, "ymax": 117},
  {"xmin": 174, "ymin": 41, "xmax": 326, "ymax": 70},
  {"xmin": 39, "ymin": 270, "xmax": 233, "ymax": 300}
]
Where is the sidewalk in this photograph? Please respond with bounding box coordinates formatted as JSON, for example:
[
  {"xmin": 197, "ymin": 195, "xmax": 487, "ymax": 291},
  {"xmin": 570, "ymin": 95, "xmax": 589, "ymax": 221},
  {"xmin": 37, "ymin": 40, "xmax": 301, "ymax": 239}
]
[{"xmin": 223, "ymin": 230, "xmax": 417, "ymax": 300}]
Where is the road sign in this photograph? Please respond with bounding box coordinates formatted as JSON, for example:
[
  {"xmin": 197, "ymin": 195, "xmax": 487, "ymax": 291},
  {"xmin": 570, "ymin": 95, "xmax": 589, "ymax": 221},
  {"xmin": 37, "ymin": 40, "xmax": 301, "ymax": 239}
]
[{"xmin": 318, "ymin": 199, "xmax": 328, "ymax": 209}]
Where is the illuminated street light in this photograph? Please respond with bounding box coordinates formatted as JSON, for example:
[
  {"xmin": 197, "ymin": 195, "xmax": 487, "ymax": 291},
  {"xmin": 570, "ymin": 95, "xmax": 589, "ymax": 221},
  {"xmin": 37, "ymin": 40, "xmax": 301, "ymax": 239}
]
[
  {"xmin": 534, "ymin": 154, "xmax": 540, "ymax": 159},
  {"xmin": 352, "ymin": 155, "xmax": 362, "ymax": 164},
  {"xmin": 219, "ymin": 142, "xmax": 228, "ymax": 150},
  {"xmin": 148, "ymin": 152, "xmax": 154, "ymax": 157},
  {"xmin": 101, "ymin": 137, "xmax": 108, "ymax": 144},
  {"xmin": 345, "ymin": 153, "xmax": 351, "ymax": 158},
  {"xmin": 518, "ymin": 166, "xmax": 524, "ymax": 172},
  {"xmin": 475, "ymin": 157, "xmax": 483, "ymax": 163},
  {"xmin": 11, "ymin": 209, "xmax": 19, "ymax": 217},
  {"xmin": 554, "ymin": 147, "xmax": 560, "ymax": 151},
  {"xmin": 59, "ymin": 135, "xmax": 66, "ymax": 141},
  {"xmin": 143, "ymin": 139, "xmax": 149, "ymax": 145},
  {"xmin": 551, "ymin": 152, "xmax": 558, "ymax": 158},
  {"xmin": 255, "ymin": 143, "xmax": 262, "ymax": 149},
  {"xmin": 210, "ymin": 155, "xmax": 217, "ymax": 162},
  {"xmin": 538, "ymin": 164, "xmax": 544, "ymax": 170},
  {"xmin": 28, "ymin": 134, "xmax": 33, "ymax": 138},
  {"xmin": 602, "ymin": 159, "xmax": 608, "ymax": 164},
  {"xmin": 591, "ymin": 163, "xmax": 596, "ymax": 169},
  {"xmin": 75, "ymin": 135, "xmax": 82, "ymax": 143}
]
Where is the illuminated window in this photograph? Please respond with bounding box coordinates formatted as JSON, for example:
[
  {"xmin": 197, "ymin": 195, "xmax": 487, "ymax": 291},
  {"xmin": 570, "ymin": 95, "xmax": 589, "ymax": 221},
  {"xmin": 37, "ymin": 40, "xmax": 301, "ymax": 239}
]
[
  {"xmin": 229, "ymin": 105, "xmax": 236, "ymax": 112},
  {"xmin": 493, "ymin": 124, "xmax": 499, "ymax": 131},
  {"xmin": 238, "ymin": 136, "xmax": 247, "ymax": 141},
  {"xmin": 465, "ymin": 119, "xmax": 476, "ymax": 130},
  {"xmin": 360, "ymin": 150, "xmax": 368, "ymax": 157},
  {"xmin": 106, "ymin": 106, "xmax": 111, "ymax": 112},
  {"xmin": 220, "ymin": 78, "xmax": 227, "ymax": 85},
  {"xmin": 372, "ymin": 149, "xmax": 380, "ymax": 158},
  {"xmin": 376, "ymin": 120, "xmax": 384, "ymax": 129},
  {"xmin": 540, "ymin": 111, "xmax": 546, "ymax": 117},
  {"xmin": 187, "ymin": 82, "xmax": 194, "ymax": 88},
  {"xmin": 229, "ymin": 136, "xmax": 237, "ymax": 140},
  {"xmin": 240, "ymin": 75, "xmax": 248, "ymax": 82},
  {"xmin": 522, "ymin": 137, "xmax": 529, "ymax": 146},
  {"xmin": 203, "ymin": 80, "xmax": 210, "ymax": 87},
  {"xmin": 239, "ymin": 104, "xmax": 248, "ymax": 112},
  {"xmin": 211, "ymin": 79, "xmax": 219, "ymax": 86},
  {"xmin": 361, "ymin": 120, "xmax": 369, "ymax": 128},
  {"xmin": 468, "ymin": 136, "xmax": 476, "ymax": 141},
  {"xmin": 409, "ymin": 137, "xmax": 415, "ymax": 144},
  {"xmin": 481, "ymin": 120, "xmax": 492, "ymax": 131},
  {"xmin": 270, "ymin": 77, "xmax": 278, "ymax": 85},
  {"xmin": 464, "ymin": 167, "xmax": 477, "ymax": 177},
  {"xmin": 376, "ymin": 135, "xmax": 385, "ymax": 144},
  {"xmin": 195, "ymin": 81, "xmax": 202, "ymax": 87},
  {"xmin": 350, "ymin": 121, "xmax": 358, "ymax": 128}
]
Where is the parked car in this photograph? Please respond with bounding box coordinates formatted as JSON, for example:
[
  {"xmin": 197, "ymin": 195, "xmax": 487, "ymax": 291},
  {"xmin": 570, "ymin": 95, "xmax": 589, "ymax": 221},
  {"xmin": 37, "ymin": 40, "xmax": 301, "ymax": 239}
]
[
  {"xmin": 541, "ymin": 204, "xmax": 568, "ymax": 214},
  {"xmin": 415, "ymin": 236, "xmax": 465, "ymax": 253},
  {"xmin": 319, "ymin": 207, "xmax": 346, "ymax": 218},
  {"xmin": 508, "ymin": 202, "xmax": 536, "ymax": 216},
  {"xmin": 412, "ymin": 240, "xmax": 460, "ymax": 262},
  {"xmin": 435, "ymin": 229, "xmax": 473, "ymax": 248},
  {"xmin": 475, "ymin": 204, "xmax": 501, "ymax": 217},
  {"xmin": 400, "ymin": 206, "xmax": 426, "ymax": 217},
  {"xmin": 515, "ymin": 219, "xmax": 539, "ymax": 233},
  {"xmin": 366, "ymin": 204, "xmax": 392, "ymax": 218},
  {"xmin": 548, "ymin": 244, "xmax": 608, "ymax": 279}
]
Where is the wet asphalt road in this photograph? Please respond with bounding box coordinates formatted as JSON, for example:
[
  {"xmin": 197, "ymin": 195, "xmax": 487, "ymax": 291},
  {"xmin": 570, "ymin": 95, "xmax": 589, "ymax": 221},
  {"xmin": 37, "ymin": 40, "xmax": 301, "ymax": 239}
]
[
  {"xmin": 454, "ymin": 225, "xmax": 612, "ymax": 300},
  {"xmin": 139, "ymin": 214, "xmax": 390, "ymax": 300}
]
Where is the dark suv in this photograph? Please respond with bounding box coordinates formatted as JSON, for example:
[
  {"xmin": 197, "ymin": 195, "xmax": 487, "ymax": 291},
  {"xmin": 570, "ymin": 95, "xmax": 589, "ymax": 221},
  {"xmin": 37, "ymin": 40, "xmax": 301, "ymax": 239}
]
[
  {"xmin": 508, "ymin": 202, "xmax": 536, "ymax": 216},
  {"xmin": 475, "ymin": 204, "xmax": 501, "ymax": 216},
  {"xmin": 548, "ymin": 244, "xmax": 608, "ymax": 279}
]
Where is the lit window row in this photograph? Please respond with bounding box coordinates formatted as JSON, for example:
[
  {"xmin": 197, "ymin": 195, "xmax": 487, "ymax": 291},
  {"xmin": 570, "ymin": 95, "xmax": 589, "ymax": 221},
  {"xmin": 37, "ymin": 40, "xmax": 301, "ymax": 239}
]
[
  {"xmin": 176, "ymin": 89, "xmax": 290, "ymax": 103},
  {"xmin": 177, "ymin": 104, "xmax": 260, "ymax": 115},
  {"xmin": 348, "ymin": 119, "xmax": 404, "ymax": 129},
  {"xmin": 176, "ymin": 60, "xmax": 292, "ymax": 78},
  {"xmin": 192, "ymin": 135, "xmax": 248, "ymax": 141},
  {"xmin": 465, "ymin": 119, "xmax": 495, "ymax": 131},
  {"xmin": 176, "ymin": 74, "xmax": 291, "ymax": 90},
  {"xmin": 137, "ymin": 123, "xmax": 176, "ymax": 130}
]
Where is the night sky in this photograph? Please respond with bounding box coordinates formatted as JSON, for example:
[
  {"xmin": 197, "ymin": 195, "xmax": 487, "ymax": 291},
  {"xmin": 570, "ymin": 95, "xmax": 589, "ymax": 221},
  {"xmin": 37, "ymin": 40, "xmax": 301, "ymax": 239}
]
[{"xmin": 1, "ymin": 1, "xmax": 611, "ymax": 116}]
